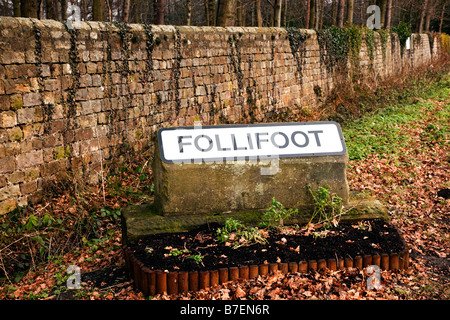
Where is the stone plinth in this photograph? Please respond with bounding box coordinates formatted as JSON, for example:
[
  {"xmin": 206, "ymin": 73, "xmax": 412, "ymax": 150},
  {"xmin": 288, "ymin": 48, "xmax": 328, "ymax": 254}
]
[{"xmin": 152, "ymin": 144, "xmax": 350, "ymax": 216}]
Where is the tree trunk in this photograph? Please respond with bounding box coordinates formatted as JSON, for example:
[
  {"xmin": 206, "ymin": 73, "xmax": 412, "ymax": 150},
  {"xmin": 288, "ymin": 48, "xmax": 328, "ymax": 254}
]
[
  {"xmin": 186, "ymin": 0, "xmax": 192, "ymax": 25},
  {"xmin": 310, "ymin": 0, "xmax": 316, "ymax": 29},
  {"xmin": 305, "ymin": 0, "xmax": 311, "ymax": 28},
  {"xmin": 376, "ymin": 0, "xmax": 387, "ymax": 28},
  {"xmin": 255, "ymin": 0, "xmax": 263, "ymax": 27},
  {"xmin": 424, "ymin": 0, "xmax": 436, "ymax": 32},
  {"xmin": 439, "ymin": 1, "xmax": 446, "ymax": 33},
  {"xmin": 155, "ymin": 0, "xmax": 165, "ymax": 25},
  {"xmin": 123, "ymin": 0, "xmax": 131, "ymax": 22},
  {"xmin": 418, "ymin": 0, "xmax": 429, "ymax": 33},
  {"xmin": 316, "ymin": 0, "xmax": 322, "ymax": 29},
  {"xmin": 346, "ymin": 0, "xmax": 354, "ymax": 25},
  {"xmin": 274, "ymin": 0, "xmax": 282, "ymax": 27},
  {"xmin": 79, "ymin": 0, "xmax": 88, "ymax": 21},
  {"xmin": 209, "ymin": 0, "xmax": 216, "ymax": 26},
  {"xmin": 237, "ymin": 5, "xmax": 242, "ymax": 26},
  {"xmin": 57, "ymin": 0, "xmax": 67, "ymax": 21},
  {"xmin": 39, "ymin": 0, "xmax": 45, "ymax": 19},
  {"xmin": 216, "ymin": 0, "xmax": 236, "ymax": 26},
  {"xmin": 205, "ymin": 0, "xmax": 216, "ymax": 26},
  {"xmin": 319, "ymin": 0, "xmax": 324, "ymax": 29},
  {"xmin": 384, "ymin": 0, "xmax": 392, "ymax": 29},
  {"xmin": 13, "ymin": 0, "xmax": 21, "ymax": 17},
  {"xmin": 331, "ymin": 0, "xmax": 338, "ymax": 26},
  {"xmin": 93, "ymin": 0, "xmax": 105, "ymax": 21},
  {"xmin": 20, "ymin": 0, "xmax": 38, "ymax": 18},
  {"xmin": 283, "ymin": 0, "xmax": 287, "ymax": 27},
  {"xmin": 204, "ymin": 0, "xmax": 210, "ymax": 25},
  {"xmin": 336, "ymin": 0, "xmax": 345, "ymax": 28}
]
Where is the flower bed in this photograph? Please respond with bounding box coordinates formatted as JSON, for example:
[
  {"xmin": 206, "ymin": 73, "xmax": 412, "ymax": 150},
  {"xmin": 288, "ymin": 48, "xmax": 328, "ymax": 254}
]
[{"xmin": 124, "ymin": 219, "xmax": 409, "ymax": 296}]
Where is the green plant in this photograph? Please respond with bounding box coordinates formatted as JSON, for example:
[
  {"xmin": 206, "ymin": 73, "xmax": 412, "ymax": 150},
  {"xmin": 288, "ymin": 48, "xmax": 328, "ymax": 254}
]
[
  {"xmin": 0, "ymin": 207, "xmax": 70, "ymax": 283},
  {"xmin": 285, "ymin": 27, "xmax": 310, "ymax": 78},
  {"xmin": 317, "ymin": 26, "xmax": 349, "ymax": 74},
  {"xmin": 186, "ymin": 254, "xmax": 204, "ymax": 266},
  {"xmin": 216, "ymin": 218, "xmax": 267, "ymax": 249},
  {"xmin": 262, "ymin": 197, "xmax": 298, "ymax": 229},
  {"xmin": 346, "ymin": 25, "xmax": 363, "ymax": 67},
  {"xmin": 392, "ymin": 21, "xmax": 412, "ymax": 52},
  {"xmin": 307, "ymin": 185, "xmax": 344, "ymax": 229},
  {"xmin": 441, "ymin": 34, "xmax": 450, "ymax": 54},
  {"xmin": 169, "ymin": 248, "xmax": 191, "ymax": 257},
  {"xmin": 378, "ymin": 29, "xmax": 389, "ymax": 58},
  {"xmin": 99, "ymin": 207, "xmax": 121, "ymax": 221},
  {"xmin": 365, "ymin": 28, "xmax": 375, "ymax": 60}
]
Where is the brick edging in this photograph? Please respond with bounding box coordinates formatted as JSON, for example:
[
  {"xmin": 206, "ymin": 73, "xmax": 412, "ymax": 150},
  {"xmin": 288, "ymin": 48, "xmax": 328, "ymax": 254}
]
[{"xmin": 123, "ymin": 246, "xmax": 410, "ymax": 296}]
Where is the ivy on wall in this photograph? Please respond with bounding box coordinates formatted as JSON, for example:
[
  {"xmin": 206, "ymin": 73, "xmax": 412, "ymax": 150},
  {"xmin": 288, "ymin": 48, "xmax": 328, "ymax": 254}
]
[{"xmin": 391, "ymin": 22, "xmax": 412, "ymax": 53}]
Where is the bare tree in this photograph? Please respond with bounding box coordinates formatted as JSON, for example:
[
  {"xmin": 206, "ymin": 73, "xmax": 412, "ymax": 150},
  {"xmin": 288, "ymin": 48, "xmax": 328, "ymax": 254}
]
[
  {"xmin": 216, "ymin": 0, "xmax": 236, "ymax": 26},
  {"xmin": 274, "ymin": 0, "xmax": 282, "ymax": 27},
  {"xmin": 331, "ymin": 0, "xmax": 337, "ymax": 26},
  {"xmin": 305, "ymin": 0, "xmax": 311, "ymax": 28},
  {"xmin": 155, "ymin": 0, "xmax": 165, "ymax": 24},
  {"xmin": 346, "ymin": 0, "xmax": 354, "ymax": 25},
  {"xmin": 418, "ymin": 0, "xmax": 429, "ymax": 33},
  {"xmin": 310, "ymin": 0, "xmax": 316, "ymax": 29},
  {"xmin": 20, "ymin": 0, "xmax": 38, "ymax": 18},
  {"xmin": 377, "ymin": 0, "xmax": 387, "ymax": 27},
  {"xmin": 424, "ymin": 0, "xmax": 437, "ymax": 31},
  {"xmin": 123, "ymin": 0, "xmax": 131, "ymax": 23},
  {"xmin": 336, "ymin": 0, "xmax": 345, "ymax": 28},
  {"xmin": 256, "ymin": 0, "xmax": 263, "ymax": 27},
  {"xmin": 439, "ymin": 0, "xmax": 448, "ymax": 33},
  {"xmin": 209, "ymin": 0, "xmax": 216, "ymax": 25},
  {"xmin": 13, "ymin": 0, "xmax": 20, "ymax": 17},
  {"xmin": 93, "ymin": 0, "xmax": 105, "ymax": 21},
  {"xmin": 186, "ymin": 0, "xmax": 192, "ymax": 25},
  {"xmin": 314, "ymin": 0, "xmax": 322, "ymax": 29},
  {"xmin": 385, "ymin": 0, "xmax": 392, "ymax": 29}
]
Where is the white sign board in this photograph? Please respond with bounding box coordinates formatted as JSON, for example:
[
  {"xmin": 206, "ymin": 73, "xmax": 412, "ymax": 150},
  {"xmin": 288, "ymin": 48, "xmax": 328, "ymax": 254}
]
[{"xmin": 157, "ymin": 122, "xmax": 346, "ymax": 163}]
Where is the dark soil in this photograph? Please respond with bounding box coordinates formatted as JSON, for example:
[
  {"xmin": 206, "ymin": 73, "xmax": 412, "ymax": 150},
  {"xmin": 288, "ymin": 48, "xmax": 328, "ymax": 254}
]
[{"xmin": 128, "ymin": 219, "xmax": 406, "ymax": 272}]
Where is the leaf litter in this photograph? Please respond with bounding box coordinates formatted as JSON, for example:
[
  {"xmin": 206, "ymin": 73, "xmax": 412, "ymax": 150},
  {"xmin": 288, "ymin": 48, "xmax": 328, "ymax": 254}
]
[{"xmin": 1, "ymin": 73, "xmax": 449, "ymax": 300}]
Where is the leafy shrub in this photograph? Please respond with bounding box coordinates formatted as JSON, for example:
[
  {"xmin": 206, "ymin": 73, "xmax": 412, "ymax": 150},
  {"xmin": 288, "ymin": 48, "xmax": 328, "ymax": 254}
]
[
  {"xmin": 392, "ymin": 21, "xmax": 412, "ymax": 52},
  {"xmin": 307, "ymin": 185, "xmax": 344, "ymax": 229},
  {"xmin": 261, "ymin": 197, "xmax": 298, "ymax": 229},
  {"xmin": 216, "ymin": 218, "xmax": 267, "ymax": 249}
]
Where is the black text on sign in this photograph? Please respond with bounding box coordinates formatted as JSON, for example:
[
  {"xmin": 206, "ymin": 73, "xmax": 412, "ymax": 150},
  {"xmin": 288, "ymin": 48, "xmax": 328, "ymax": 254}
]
[{"xmin": 158, "ymin": 122, "xmax": 347, "ymax": 163}]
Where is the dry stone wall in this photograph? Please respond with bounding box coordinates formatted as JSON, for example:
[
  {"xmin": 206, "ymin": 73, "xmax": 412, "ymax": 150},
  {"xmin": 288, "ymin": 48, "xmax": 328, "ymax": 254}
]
[{"xmin": 0, "ymin": 17, "xmax": 443, "ymax": 214}]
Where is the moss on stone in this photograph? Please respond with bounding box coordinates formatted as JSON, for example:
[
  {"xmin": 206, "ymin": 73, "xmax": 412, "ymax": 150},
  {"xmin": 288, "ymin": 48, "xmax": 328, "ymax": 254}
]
[
  {"xmin": 52, "ymin": 145, "xmax": 71, "ymax": 160},
  {"xmin": 10, "ymin": 95, "xmax": 23, "ymax": 111},
  {"xmin": 9, "ymin": 127, "xmax": 23, "ymax": 141},
  {"xmin": 121, "ymin": 191, "xmax": 388, "ymax": 244}
]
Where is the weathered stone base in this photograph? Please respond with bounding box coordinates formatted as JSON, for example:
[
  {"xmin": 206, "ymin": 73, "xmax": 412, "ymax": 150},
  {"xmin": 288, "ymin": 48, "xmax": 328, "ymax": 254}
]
[
  {"xmin": 121, "ymin": 191, "xmax": 388, "ymax": 244},
  {"xmin": 153, "ymin": 144, "xmax": 350, "ymax": 216}
]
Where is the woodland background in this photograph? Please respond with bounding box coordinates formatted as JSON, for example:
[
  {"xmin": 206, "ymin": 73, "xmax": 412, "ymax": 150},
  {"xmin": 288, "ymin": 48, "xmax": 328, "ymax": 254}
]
[{"xmin": 0, "ymin": 0, "xmax": 448, "ymax": 34}]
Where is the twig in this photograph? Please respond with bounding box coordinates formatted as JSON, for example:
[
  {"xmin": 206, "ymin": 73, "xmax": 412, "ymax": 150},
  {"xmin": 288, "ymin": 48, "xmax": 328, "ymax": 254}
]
[
  {"xmin": 99, "ymin": 280, "xmax": 133, "ymax": 292},
  {"xmin": 0, "ymin": 231, "xmax": 43, "ymax": 254},
  {"xmin": 93, "ymin": 125, "xmax": 106, "ymax": 205},
  {"xmin": 136, "ymin": 159, "xmax": 149, "ymax": 190},
  {"xmin": 30, "ymin": 202, "xmax": 51, "ymax": 215},
  {"xmin": 0, "ymin": 252, "xmax": 12, "ymax": 285}
]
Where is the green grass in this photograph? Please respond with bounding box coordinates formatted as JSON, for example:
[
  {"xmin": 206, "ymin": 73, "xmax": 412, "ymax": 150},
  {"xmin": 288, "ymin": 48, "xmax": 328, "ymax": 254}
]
[{"xmin": 343, "ymin": 74, "xmax": 450, "ymax": 161}]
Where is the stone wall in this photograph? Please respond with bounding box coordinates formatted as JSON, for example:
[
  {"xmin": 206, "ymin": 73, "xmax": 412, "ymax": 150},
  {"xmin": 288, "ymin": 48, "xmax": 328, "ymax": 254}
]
[{"xmin": 0, "ymin": 17, "xmax": 443, "ymax": 214}]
